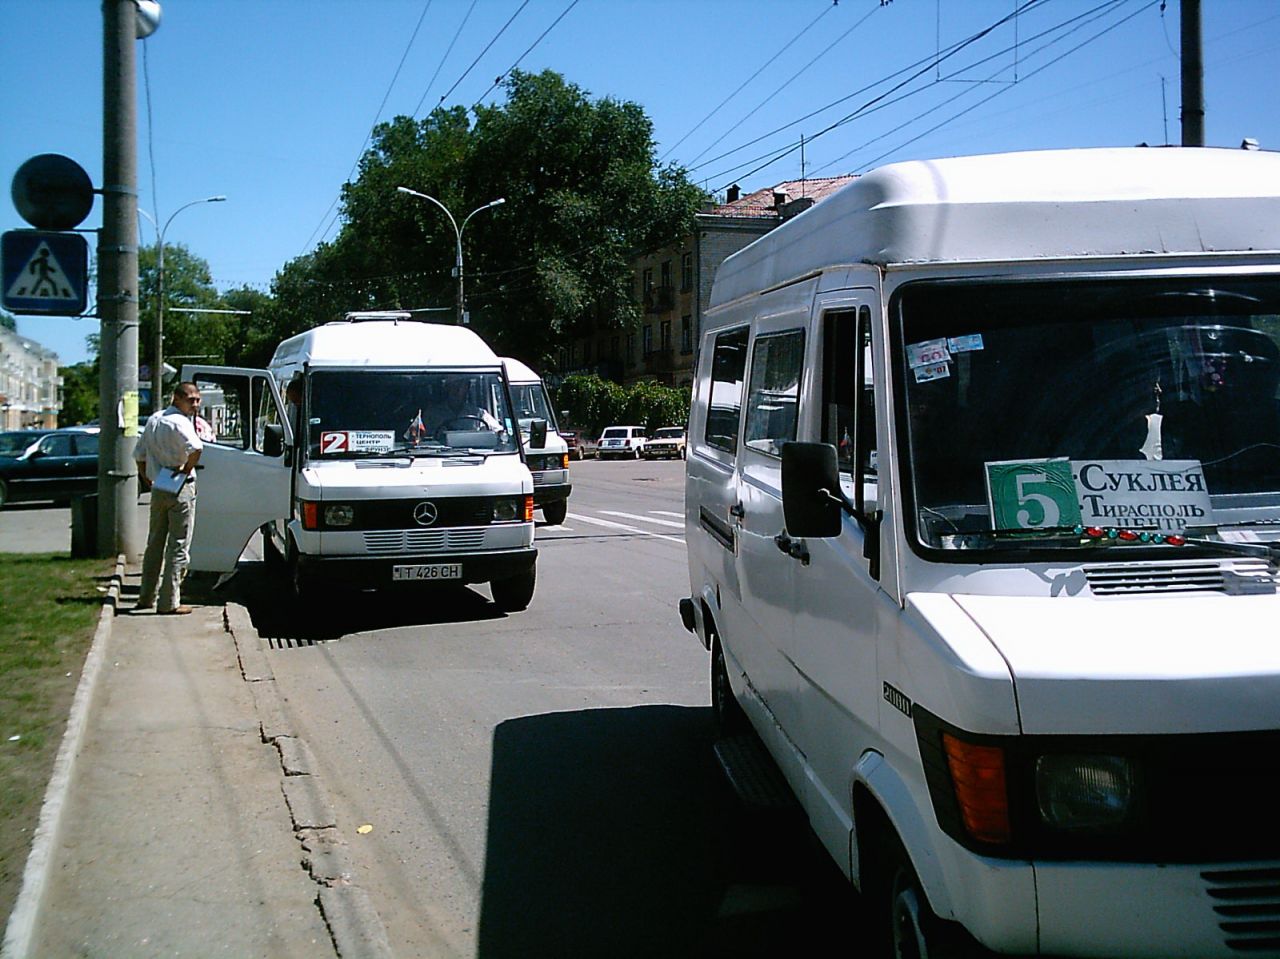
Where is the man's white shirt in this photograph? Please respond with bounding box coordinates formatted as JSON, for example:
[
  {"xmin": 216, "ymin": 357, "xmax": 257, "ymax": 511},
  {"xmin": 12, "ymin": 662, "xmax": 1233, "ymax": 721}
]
[{"xmin": 135, "ymin": 405, "xmax": 203, "ymax": 484}]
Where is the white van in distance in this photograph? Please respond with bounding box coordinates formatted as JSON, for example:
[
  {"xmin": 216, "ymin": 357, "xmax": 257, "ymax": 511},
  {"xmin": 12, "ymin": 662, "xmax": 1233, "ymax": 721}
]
[
  {"xmin": 184, "ymin": 312, "xmax": 538, "ymax": 612},
  {"xmin": 681, "ymin": 148, "xmax": 1280, "ymax": 958},
  {"xmin": 502, "ymin": 357, "xmax": 572, "ymax": 525}
]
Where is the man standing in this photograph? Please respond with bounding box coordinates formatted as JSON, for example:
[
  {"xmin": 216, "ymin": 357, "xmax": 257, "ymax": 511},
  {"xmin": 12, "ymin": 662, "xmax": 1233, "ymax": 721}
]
[{"xmin": 133, "ymin": 382, "xmax": 204, "ymax": 614}]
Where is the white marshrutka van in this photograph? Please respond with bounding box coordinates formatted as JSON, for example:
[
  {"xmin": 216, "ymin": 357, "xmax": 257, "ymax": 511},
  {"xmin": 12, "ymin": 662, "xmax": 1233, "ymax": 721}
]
[
  {"xmin": 184, "ymin": 313, "xmax": 538, "ymax": 611},
  {"xmin": 680, "ymin": 148, "xmax": 1280, "ymax": 957},
  {"xmin": 501, "ymin": 357, "xmax": 572, "ymax": 525}
]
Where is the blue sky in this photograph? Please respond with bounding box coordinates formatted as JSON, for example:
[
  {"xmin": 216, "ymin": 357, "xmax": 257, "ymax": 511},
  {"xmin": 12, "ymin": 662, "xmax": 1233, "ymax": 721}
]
[{"xmin": 3, "ymin": 0, "xmax": 1278, "ymax": 366}]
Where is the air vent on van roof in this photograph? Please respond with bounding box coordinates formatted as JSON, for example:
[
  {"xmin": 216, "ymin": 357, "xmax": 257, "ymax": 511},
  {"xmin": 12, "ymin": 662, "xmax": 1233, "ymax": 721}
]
[
  {"xmin": 342, "ymin": 311, "xmax": 413, "ymax": 323},
  {"xmin": 1085, "ymin": 559, "xmax": 1277, "ymax": 596}
]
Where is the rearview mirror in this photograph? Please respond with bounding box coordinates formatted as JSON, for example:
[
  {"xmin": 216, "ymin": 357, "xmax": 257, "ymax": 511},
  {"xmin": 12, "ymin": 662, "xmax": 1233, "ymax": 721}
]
[
  {"xmin": 781, "ymin": 442, "xmax": 843, "ymax": 538},
  {"xmin": 529, "ymin": 419, "xmax": 548, "ymax": 449}
]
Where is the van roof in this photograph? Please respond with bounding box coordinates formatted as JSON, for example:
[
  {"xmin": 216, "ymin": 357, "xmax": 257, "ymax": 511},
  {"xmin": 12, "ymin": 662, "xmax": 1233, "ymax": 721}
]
[
  {"xmin": 271, "ymin": 321, "xmax": 500, "ymax": 370},
  {"xmin": 500, "ymin": 357, "xmax": 540, "ymax": 383},
  {"xmin": 711, "ymin": 147, "xmax": 1280, "ymax": 306}
]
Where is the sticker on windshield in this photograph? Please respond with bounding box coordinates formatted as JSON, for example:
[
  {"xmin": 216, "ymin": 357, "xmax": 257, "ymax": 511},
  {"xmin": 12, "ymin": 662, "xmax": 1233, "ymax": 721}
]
[
  {"xmin": 913, "ymin": 362, "xmax": 951, "ymax": 383},
  {"xmin": 947, "ymin": 334, "xmax": 984, "ymax": 354},
  {"xmin": 985, "ymin": 457, "xmax": 1211, "ymax": 533},
  {"xmin": 319, "ymin": 430, "xmax": 396, "ymax": 455},
  {"xmin": 907, "ymin": 338, "xmax": 951, "ymax": 369}
]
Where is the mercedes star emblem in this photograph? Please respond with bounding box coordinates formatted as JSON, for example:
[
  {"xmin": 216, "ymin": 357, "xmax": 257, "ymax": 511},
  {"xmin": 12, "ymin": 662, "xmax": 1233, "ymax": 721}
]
[{"xmin": 412, "ymin": 501, "xmax": 438, "ymax": 526}]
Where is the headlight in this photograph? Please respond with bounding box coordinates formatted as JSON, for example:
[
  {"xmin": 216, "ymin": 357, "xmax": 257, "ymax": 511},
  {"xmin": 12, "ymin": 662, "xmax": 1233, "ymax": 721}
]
[
  {"xmin": 324, "ymin": 504, "xmax": 354, "ymax": 527},
  {"xmin": 492, "ymin": 497, "xmax": 520, "ymax": 521},
  {"xmin": 1036, "ymin": 754, "xmax": 1133, "ymax": 830}
]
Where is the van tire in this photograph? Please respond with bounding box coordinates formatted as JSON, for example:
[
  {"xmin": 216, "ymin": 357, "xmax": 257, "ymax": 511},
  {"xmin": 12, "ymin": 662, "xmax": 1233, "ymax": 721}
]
[
  {"xmin": 541, "ymin": 500, "xmax": 567, "ymax": 525},
  {"xmin": 879, "ymin": 833, "xmax": 986, "ymax": 959},
  {"xmin": 287, "ymin": 542, "xmax": 316, "ymax": 604},
  {"xmin": 491, "ymin": 564, "xmax": 536, "ymax": 612},
  {"xmin": 711, "ymin": 638, "xmax": 748, "ymax": 736}
]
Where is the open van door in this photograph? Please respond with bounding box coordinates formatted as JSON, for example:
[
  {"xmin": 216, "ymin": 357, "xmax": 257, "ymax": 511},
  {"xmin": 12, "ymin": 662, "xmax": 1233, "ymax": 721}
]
[{"xmin": 181, "ymin": 365, "xmax": 292, "ymax": 572}]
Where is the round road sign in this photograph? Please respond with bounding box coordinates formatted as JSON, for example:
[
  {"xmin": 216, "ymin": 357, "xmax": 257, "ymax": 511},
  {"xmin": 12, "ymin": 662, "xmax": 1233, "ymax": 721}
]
[{"xmin": 11, "ymin": 154, "xmax": 95, "ymax": 230}]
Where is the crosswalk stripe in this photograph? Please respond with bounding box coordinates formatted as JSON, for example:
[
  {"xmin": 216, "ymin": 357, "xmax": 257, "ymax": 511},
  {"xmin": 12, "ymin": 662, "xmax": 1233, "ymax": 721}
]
[
  {"xmin": 652, "ymin": 510, "xmax": 683, "ymax": 519},
  {"xmin": 566, "ymin": 512, "xmax": 684, "ymax": 544},
  {"xmin": 600, "ymin": 510, "xmax": 684, "ymax": 529}
]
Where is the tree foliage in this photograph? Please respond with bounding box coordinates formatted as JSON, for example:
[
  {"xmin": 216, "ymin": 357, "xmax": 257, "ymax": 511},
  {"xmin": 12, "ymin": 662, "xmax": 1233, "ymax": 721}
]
[
  {"xmin": 555, "ymin": 373, "xmax": 688, "ymax": 437},
  {"xmin": 268, "ymin": 70, "xmax": 706, "ymax": 368},
  {"xmin": 137, "ymin": 243, "xmax": 237, "ymax": 378},
  {"xmin": 0, "ymin": 309, "xmax": 15, "ymax": 332},
  {"xmin": 58, "ymin": 360, "xmax": 98, "ymax": 426}
]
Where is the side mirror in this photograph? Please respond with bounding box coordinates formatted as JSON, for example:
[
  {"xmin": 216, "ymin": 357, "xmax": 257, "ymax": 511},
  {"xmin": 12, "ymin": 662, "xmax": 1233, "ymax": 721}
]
[
  {"xmin": 529, "ymin": 419, "xmax": 548, "ymax": 450},
  {"xmin": 780, "ymin": 442, "xmax": 844, "ymax": 538},
  {"xmin": 262, "ymin": 423, "xmax": 284, "ymax": 458}
]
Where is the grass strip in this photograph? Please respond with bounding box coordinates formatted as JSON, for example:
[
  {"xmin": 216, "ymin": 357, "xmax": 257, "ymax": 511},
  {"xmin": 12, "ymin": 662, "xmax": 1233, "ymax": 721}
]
[{"xmin": 0, "ymin": 553, "xmax": 113, "ymax": 930}]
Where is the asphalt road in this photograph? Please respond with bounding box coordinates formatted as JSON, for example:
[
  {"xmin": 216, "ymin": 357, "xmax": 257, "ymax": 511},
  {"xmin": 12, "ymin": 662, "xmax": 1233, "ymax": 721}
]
[
  {"xmin": 0, "ymin": 500, "xmax": 74, "ymax": 553},
  {"xmin": 228, "ymin": 456, "xmax": 861, "ymax": 959}
]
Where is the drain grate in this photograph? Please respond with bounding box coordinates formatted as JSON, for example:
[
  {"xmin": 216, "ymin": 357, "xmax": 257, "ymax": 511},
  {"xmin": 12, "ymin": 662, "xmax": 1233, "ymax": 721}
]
[{"xmin": 266, "ymin": 636, "xmax": 330, "ymax": 650}]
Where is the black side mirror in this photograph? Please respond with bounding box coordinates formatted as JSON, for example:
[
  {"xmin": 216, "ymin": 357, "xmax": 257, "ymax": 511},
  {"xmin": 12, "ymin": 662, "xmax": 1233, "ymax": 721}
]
[
  {"xmin": 529, "ymin": 419, "xmax": 548, "ymax": 450},
  {"xmin": 262, "ymin": 423, "xmax": 284, "ymax": 458},
  {"xmin": 781, "ymin": 442, "xmax": 844, "ymax": 538}
]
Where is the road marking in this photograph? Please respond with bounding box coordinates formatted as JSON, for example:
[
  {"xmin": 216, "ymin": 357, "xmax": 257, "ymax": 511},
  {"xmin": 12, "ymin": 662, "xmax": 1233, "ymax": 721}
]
[
  {"xmin": 600, "ymin": 510, "xmax": 684, "ymax": 529},
  {"xmin": 566, "ymin": 512, "xmax": 685, "ymax": 544},
  {"xmin": 653, "ymin": 510, "xmax": 683, "ymax": 518}
]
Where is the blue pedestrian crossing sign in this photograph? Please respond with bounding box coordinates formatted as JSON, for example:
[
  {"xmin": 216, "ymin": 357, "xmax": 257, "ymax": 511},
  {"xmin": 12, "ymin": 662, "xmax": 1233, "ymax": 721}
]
[{"xmin": 2, "ymin": 230, "xmax": 89, "ymax": 316}]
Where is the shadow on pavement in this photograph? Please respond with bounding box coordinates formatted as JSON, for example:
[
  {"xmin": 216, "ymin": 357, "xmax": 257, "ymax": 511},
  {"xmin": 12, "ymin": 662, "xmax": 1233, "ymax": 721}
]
[
  {"xmin": 477, "ymin": 705, "xmax": 861, "ymax": 959},
  {"xmin": 207, "ymin": 561, "xmax": 506, "ymax": 642}
]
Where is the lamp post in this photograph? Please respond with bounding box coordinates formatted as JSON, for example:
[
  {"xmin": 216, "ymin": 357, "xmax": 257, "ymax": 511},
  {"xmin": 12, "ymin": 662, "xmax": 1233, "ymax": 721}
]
[
  {"xmin": 396, "ymin": 187, "xmax": 504, "ymax": 325},
  {"xmin": 139, "ymin": 195, "xmax": 226, "ymax": 411}
]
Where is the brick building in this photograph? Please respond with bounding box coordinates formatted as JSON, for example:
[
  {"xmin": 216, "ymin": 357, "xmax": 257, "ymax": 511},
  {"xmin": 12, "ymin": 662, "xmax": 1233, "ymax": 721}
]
[{"xmin": 557, "ymin": 175, "xmax": 855, "ymax": 390}]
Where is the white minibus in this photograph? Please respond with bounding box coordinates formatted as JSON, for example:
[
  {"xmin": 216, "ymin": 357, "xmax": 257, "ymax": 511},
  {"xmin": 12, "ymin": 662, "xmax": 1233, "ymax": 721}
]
[{"xmin": 681, "ymin": 147, "xmax": 1280, "ymax": 957}]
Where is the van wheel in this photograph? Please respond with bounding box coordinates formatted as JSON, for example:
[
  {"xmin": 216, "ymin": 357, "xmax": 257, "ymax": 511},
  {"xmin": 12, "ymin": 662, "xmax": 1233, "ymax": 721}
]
[
  {"xmin": 287, "ymin": 543, "xmax": 315, "ymax": 603},
  {"xmin": 541, "ymin": 500, "xmax": 567, "ymax": 525},
  {"xmin": 882, "ymin": 835, "xmax": 981, "ymax": 959},
  {"xmin": 491, "ymin": 564, "xmax": 536, "ymax": 612},
  {"xmin": 711, "ymin": 639, "xmax": 748, "ymax": 736}
]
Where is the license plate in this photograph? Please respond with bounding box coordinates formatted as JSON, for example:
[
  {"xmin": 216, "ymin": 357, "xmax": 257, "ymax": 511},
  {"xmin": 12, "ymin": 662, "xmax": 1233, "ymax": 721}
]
[{"xmin": 392, "ymin": 563, "xmax": 462, "ymax": 582}]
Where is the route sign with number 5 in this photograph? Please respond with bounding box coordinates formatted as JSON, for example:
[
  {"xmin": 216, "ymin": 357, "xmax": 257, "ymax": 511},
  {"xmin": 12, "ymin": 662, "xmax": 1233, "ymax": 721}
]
[{"xmin": 985, "ymin": 458, "xmax": 1082, "ymax": 530}]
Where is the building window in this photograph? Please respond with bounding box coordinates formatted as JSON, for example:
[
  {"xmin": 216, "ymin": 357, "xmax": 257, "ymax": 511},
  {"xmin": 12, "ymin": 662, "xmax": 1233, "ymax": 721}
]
[
  {"xmin": 660, "ymin": 320, "xmax": 672, "ymax": 352},
  {"xmin": 661, "ymin": 259, "xmax": 672, "ymax": 290},
  {"xmin": 642, "ymin": 325, "xmax": 653, "ymax": 356},
  {"xmin": 626, "ymin": 333, "xmax": 636, "ymax": 365},
  {"xmin": 642, "ymin": 268, "xmax": 654, "ymax": 295},
  {"xmin": 681, "ymin": 315, "xmax": 692, "ymax": 354},
  {"xmin": 681, "ymin": 252, "xmax": 693, "ymax": 292}
]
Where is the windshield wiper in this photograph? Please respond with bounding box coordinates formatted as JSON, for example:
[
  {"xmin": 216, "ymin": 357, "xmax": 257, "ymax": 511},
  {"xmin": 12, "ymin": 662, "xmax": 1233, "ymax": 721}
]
[{"xmin": 1182, "ymin": 526, "xmax": 1280, "ymax": 566}]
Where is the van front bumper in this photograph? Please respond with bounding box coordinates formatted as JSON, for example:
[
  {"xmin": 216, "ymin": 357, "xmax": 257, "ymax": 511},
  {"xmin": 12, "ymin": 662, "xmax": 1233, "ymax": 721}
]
[
  {"xmin": 296, "ymin": 547, "xmax": 537, "ymax": 588},
  {"xmin": 532, "ymin": 481, "xmax": 571, "ymax": 505}
]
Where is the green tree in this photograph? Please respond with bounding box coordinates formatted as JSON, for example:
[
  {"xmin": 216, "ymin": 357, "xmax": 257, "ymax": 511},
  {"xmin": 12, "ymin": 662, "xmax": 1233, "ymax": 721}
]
[
  {"xmin": 554, "ymin": 373, "xmax": 687, "ymax": 437},
  {"xmin": 137, "ymin": 243, "xmax": 235, "ymax": 382},
  {"xmin": 58, "ymin": 360, "xmax": 99, "ymax": 426},
  {"xmin": 0, "ymin": 309, "xmax": 15, "ymax": 332},
  {"xmin": 268, "ymin": 70, "xmax": 706, "ymax": 366}
]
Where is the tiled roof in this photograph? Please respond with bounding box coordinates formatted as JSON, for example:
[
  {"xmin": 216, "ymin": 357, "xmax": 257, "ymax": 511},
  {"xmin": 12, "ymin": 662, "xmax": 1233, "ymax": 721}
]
[{"xmin": 701, "ymin": 175, "xmax": 857, "ymax": 218}]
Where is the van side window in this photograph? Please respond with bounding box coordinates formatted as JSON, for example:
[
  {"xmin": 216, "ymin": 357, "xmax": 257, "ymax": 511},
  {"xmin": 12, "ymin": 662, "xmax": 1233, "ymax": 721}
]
[
  {"xmin": 254, "ymin": 377, "xmax": 281, "ymax": 452},
  {"xmin": 744, "ymin": 330, "xmax": 805, "ymax": 456},
  {"xmin": 192, "ymin": 374, "xmax": 249, "ymax": 449},
  {"xmin": 704, "ymin": 327, "xmax": 749, "ymax": 454},
  {"xmin": 822, "ymin": 307, "xmax": 876, "ymax": 500}
]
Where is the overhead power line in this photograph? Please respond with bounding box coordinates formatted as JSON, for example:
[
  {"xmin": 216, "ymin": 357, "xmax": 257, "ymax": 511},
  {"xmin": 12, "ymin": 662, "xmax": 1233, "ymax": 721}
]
[
  {"xmin": 301, "ymin": 0, "xmax": 435, "ymax": 254},
  {"xmin": 413, "ymin": 0, "xmax": 479, "ymax": 117},
  {"xmin": 471, "ymin": 0, "xmax": 581, "ymax": 110},
  {"xmin": 434, "ymin": 0, "xmax": 531, "ymax": 109},
  {"xmin": 660, "ymin": 0, "xmax": 839, "ymax": 162}
]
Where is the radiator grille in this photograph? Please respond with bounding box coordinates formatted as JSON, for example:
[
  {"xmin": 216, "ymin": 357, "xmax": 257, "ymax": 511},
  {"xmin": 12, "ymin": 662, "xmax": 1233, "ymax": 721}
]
[
  {"xmin": 1203, "ymin": 866, "xmax": 1280, "ymax": 953},
  {"xmin": 363, "ymin": 528, "xmax": 489, "ymax": 553}
]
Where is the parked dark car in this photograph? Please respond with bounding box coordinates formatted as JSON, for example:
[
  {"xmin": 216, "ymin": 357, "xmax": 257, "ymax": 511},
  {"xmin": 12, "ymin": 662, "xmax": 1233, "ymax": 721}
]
[
  {"xmin": 0, "ymin": 427, "xmax": 100, "ymax": 508},
  {"xmin": 0, "ymin": 429, "xmax": 54, "ymax": 457}
]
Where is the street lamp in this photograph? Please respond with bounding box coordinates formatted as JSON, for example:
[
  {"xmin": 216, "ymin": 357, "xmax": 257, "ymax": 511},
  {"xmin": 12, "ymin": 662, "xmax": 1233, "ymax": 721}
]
[
  {"xmin": 138, "ymin": 195, "xmax": 226, "ymax": 411},
  {"xmin": 396, "ymin": 187, "xmax": 504, "ymax": 325}
]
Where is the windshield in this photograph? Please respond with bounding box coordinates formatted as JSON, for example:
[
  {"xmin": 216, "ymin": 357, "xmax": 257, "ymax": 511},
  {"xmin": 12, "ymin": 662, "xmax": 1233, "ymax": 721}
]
[
  {"xmin": 654, "ymin": 428, "xmax": 684, "ymax": 439},
  {"xmin": 602, "ymin": 428, "xmax": 629, "ymax": 439},
  {"xmin": 305, "ymin": 370, "xmax": 517, "ymax": 459},
  {"xmin": 509, "ymin": 382, "xmax": 557, "ymax": 431},
  {"xmin": 0, "ymin": 432, "xmax": 42, "ymax": 456},
  {"xmin": 898, "ymin": 275, "xmax": 1280, "ymax": 556}
]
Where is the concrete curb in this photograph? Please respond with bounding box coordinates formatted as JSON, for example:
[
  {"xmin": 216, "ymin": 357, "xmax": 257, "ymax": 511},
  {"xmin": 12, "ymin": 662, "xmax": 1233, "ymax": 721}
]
[
  {"xmin": 224, "ymin": 603, "xmax": 393, "ymax": 959},
  {"xmin": 1, "ymin": 555, "xmax": 125, "ymax": 959}
]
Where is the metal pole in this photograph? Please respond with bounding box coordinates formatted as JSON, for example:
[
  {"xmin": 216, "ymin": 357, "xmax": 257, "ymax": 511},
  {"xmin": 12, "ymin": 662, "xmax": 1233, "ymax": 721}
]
[
  {"xmin": 154, "ymin": 237, "xmax": 164, "ymax": 410},
  {"xmin": 395, "ymin": 188, "xmax": 503, "ymax": 326},
  {"xmin": 1180, "ymin": 0, "xmax": 1204, "ymax": 147},
  {"xmin": 100, "ymin": 0, "xmax": 142, "ymax": 559},
  {"xmin": 454, "ymin": 234, "xmax": 465, "ymax": 326}
]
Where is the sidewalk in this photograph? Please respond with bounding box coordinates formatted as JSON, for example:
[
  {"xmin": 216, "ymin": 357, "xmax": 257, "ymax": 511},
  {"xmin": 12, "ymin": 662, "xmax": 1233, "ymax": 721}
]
[{"xmin": 5, "ymin": 566, "xmax": 336, "ymax": 959}]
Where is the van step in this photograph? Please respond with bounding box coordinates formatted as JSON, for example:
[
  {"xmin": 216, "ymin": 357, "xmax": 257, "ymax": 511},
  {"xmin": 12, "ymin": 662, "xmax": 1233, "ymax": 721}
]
[{"xmin": 714, "ymin": 735, "xmax": 797, "ymax": 811}]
